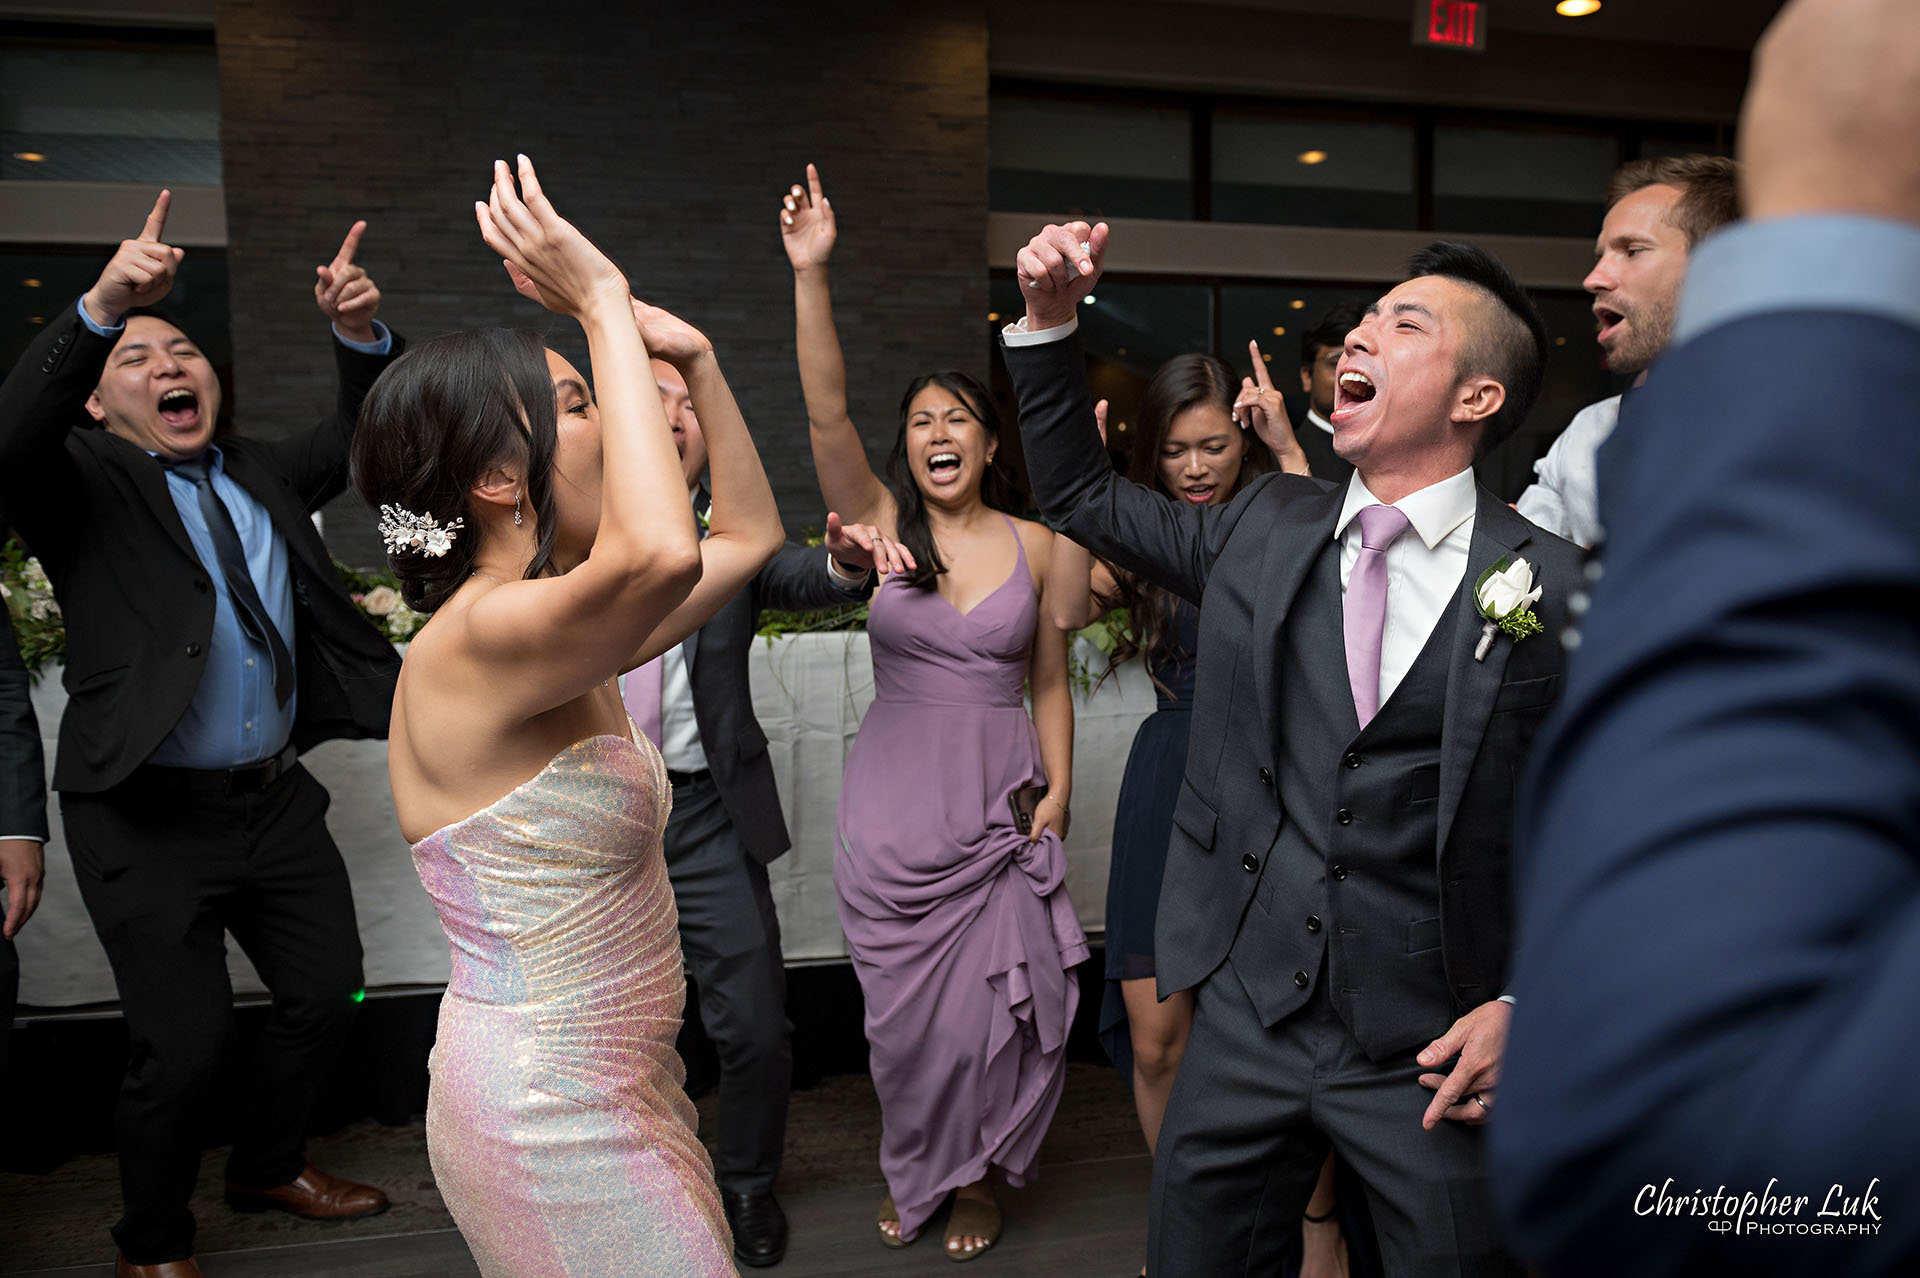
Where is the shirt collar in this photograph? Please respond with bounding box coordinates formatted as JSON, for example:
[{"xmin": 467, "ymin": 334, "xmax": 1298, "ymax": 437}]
[
  {"xmin": 151, "ymin": 443, "xmax": 224, "ymax": 473},
  {"xmin": 1305, "ymin": 407, "xmax": 1336, "ymax": 437},
  {"xmin": 1334, "ymin": 466, "xmax": 1478, "ymax": 551}
]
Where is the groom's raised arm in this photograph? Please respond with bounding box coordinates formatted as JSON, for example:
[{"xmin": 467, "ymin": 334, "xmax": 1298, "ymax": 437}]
[{"xmin": 1002, "ymin": 222, "xmax": 1266, "ymax": 604}]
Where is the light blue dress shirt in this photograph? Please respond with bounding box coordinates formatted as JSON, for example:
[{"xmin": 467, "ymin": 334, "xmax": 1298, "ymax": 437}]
[
  {"xmin": 1675, "ymin": 214, "xmax": 1920, "ymax": 341},
  {"xmin": 75, "ymin": 296, "xmax": 391, "ymax": 768}
]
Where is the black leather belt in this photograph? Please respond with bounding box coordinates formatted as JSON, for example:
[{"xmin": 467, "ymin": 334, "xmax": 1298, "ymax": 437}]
[
  {"xmin": 136, "ymin": 743, "xmax": 300, "ymax": 796},
  {"xmin": 666, "ymin": 768, "xmax": 710, "ymax": 788}
]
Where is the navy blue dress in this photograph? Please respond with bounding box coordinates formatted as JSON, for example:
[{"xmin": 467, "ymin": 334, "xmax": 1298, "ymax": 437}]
[{"xmin": 1099, "ymin": 594, "xmax": 1200, "ymax": 1076}]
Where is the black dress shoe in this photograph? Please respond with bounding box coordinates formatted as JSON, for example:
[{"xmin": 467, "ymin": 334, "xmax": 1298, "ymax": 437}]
[{"xmin": 723, "ymin": 1190, "xmax": 788, "ymax": 1268}]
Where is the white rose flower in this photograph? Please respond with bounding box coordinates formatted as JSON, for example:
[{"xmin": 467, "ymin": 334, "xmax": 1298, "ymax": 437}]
[
  {"xmin": 361, "ymin": 586, "xmax": 401, "ymax": 616},
  {"xmin": 387, "ymin": 604, "xmax": 423, "ymax": 638},
  {"xmin": 1476, "ymin": 556, "xmax": 1542, "ymax": 619},
  {"xmin": 0, "ymin": 581, "xmax": 10, "ymax": 601},
  {"xmin": 23, "ymin": 559, "xmax": 49, "ymax": 590}
]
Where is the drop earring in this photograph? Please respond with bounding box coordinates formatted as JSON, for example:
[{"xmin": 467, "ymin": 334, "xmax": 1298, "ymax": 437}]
[{"xmin": 514, "ymin": 495, "xmax": 523, "ymax": 526}]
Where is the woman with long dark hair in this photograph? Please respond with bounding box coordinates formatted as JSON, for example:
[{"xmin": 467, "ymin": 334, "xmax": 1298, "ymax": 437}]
[
  {"xmin": 349, "ymin": 158, "xmax": 801, "ymax": 1275},
  {"xmin": 777, "ymin": 165, "xmax": 1087, "ymax": 1261},
  {"xmin": 1048, "ymin": 348, "xmax": 1352, "ymax": 1278}
]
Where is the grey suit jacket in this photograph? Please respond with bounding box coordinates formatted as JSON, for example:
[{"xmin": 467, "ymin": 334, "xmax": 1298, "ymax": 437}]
[{"xmin": 1005, "ymin": 330, "xmax": 1580, "ymax": 1014}]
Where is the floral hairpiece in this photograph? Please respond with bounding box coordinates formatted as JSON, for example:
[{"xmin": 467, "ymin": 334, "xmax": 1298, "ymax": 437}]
[{"xmin": 379, "ymin": 503, "xmax": 465, "ymax": 558}]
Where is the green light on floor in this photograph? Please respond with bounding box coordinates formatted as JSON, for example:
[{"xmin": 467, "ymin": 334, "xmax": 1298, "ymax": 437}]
[{"xmin": 351, "ymin": 988, "xmax": 366, "ymax": 1003}]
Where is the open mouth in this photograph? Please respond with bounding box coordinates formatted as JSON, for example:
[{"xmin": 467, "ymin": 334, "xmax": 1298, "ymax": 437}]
[
  {"xmin": 1593, "ymin": 304, "xmax": 1626, "ymax": 346},
  {"xmin": 1181, "ymin": 483, "xmax": 1216, "ymax": 504},
  {"xmin": 1331, "ymin": 369, "xmax": 1377, "ymax": 424},
  {"xmin": 157, "ymin": 387, "xmax": 201, "ymax": 430},
  {"xmin": 925, "ymin": 451, "xmax": 962, "ymax": 484}
]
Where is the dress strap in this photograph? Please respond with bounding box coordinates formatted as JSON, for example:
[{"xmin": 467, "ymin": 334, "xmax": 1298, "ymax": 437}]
[{"xmin": 998, "ymin": 511, "xmax": 1031, "ymax": 584}]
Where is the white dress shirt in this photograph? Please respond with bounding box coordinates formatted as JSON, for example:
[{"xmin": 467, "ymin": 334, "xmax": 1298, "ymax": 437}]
[
  {"xmin": 1334, "ymin": 468, "xmax": 1477, "ymax": 710},
  {"xmin": 1305, "ymin": 407, "xmax": 1336, "ymax": 439},
  {"xmin": 1513, "ymin": 395, "xmax": 1620, "ymax": 549}
]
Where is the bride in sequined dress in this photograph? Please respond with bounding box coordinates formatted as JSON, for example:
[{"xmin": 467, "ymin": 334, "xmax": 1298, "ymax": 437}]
[{"xmin": 349, "ymin": 156, "xmax": 789, "ymax": 1276}]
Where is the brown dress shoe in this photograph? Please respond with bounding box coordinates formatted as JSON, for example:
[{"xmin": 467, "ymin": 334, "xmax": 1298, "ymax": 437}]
[
  {"xmin": 115, "ymin": 1254, "xmax": 203, "ymax": 1277},
  {"xmin": 224, "ymin": 1163, "xmax": 390, "ymax": 1220}
]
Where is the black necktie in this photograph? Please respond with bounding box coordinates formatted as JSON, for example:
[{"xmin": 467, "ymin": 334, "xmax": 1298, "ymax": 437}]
[{"xmin": 168, "ymin": 455, "xmax": 295, "ymax": 707}]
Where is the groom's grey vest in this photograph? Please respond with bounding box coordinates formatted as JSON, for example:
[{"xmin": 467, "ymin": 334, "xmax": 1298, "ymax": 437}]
[{"xmin": 1231, "ymin": 538, "xmax": 1461, "ymax": 1061}]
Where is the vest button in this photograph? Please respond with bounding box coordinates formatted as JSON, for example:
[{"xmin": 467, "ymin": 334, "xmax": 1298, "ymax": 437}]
[
  {"xmin": 1332, "ymin": 864, "xmax": 1349, "ymax": 881},
  {"xmin": 1345, "ymin": 752, "xmax": 1362, "ymax": 768},
  {"xmin": 1306, "ymin": 915, "xmax": 1322, "ymax": 932},
  {"xmin": 1258, "ymin": 766, "xmax": 1273, "ymax": 787},
  {"xmin": 1241, "ymin": 853, "xmax": 1259, "ymax": 873},
  {"xmin": 1294, "ymin": 970, "xmax": 1309, "ymax": 988},
  {"xmin": 1336, "ymin": 808, "xmax": 1353, "ymax": 825},
  {"xmin": 186, "ymin": 642, "xmax": 203, "ymax": 657}
]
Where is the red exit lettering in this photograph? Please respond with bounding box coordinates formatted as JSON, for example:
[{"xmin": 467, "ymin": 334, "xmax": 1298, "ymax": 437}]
[{"xmin": 1428, "ymin": 0, "xmax": 1479, "ymax": 45}]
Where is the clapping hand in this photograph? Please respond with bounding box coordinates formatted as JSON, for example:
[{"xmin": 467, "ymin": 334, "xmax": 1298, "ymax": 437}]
[
  {"xmin": 1235, "ymin": 340, "xmax": 1311, "ymax": 475},
  {"xmin": 83, "ymin": 190, "xmax": 184, "ymax": 326},
  {"xmin": 778, "ymin": 164, "xmax": 838, "ymax": 273},
  {"xmin": 477, "ymin": 154, "xmax": 627, "ymax": 319},
  {"xmin": 1016, "ymin": 221, "xmax": 1108, "ymax": 333},
  {"xmin": 823, "ymin": 512, "xmax": 914, "ymax": 577},
  {"xmin": 314, "ymin": 221, "xmax": 381, "ymax": 343}
]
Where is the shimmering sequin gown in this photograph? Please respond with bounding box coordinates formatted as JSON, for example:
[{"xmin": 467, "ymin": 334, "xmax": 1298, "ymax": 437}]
[
  {"xmin": 411, "ymin": 732, "xmax": 735, "ymax": 1276},
  {"xmin": 835, "ymin": 520, "xmax": 1091, "ymax": 1243}
]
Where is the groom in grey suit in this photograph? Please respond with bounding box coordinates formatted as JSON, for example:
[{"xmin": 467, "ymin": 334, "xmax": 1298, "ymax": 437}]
[{"xmin": 1004, "ymin": 229, "xmax": 1581, "ymax": 1276}]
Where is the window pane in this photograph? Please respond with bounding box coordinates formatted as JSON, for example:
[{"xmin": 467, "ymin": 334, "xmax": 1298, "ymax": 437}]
[
  {"xmin": 1433, "ymin": 124, "xmax": 1616, "ymax": 237},
  {"xmin": 990, "ymin": 95, "xmax": 1192, "ymax": 219},
  {"xmin": 2, "ymin": 247, "xmax": 231, "ymax": 398},
  {"xmin": 1213, "ymin": 111, "xmax": 1415, "ymax": 229},
  {"xmin": 0, "ymin": 38, "xmax": 221, "ymax": 184},
  {"xmin": 987, "ymin": 274, "xmax": 1212, "ymax": 476}
]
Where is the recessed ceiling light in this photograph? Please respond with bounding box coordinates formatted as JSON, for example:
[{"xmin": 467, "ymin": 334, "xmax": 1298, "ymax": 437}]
[
  {"xmin": 1555, "ymin": 336, "xmax": 1568, "ymax": 346},
  {"xmin": 1555, "ymin": 0, "xmax": 1601, "ymax": 15},
  {"xmin": 13, "ymin": 151, "xmax": 47, "ymax": 163},
  {"xmin": 1272, "ymin": 327, "xmax": 1286, "ymax": 337},
  {"xmin": 1116, "ymin": 421, "xmax": 1128, "ymax": 432},
  {"xmin": 29, "ymin": 315, "xmax": 44, "ymax": 324},
  {"xmin": 1081, "ymin": 295, "xmax": 1096, "ymax": 305},
  {"xmin": 987, "ymin": 312, "xmax": 999, "ymax": 322},
  {"xmin": 1261, "ymin": 352, "xmax": 1272, "ymax": 362},
  {"xmin": 1116, "ymin": 347, "xmax": 1128, "ymax": 356},
  {"xmin": 1297, "ymin": 150, "xmax": 1329, "ymax": 166},
  {"xmin": 1290, "ymin": 299, "xmax": 1306, "ymax": 310},
  {"xmin": 22, "ymin": 278, "xmax": 42, "ymax": 288}
]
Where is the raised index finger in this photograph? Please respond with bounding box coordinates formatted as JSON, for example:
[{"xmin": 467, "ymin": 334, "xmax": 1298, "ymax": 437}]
[
  {"xmin": 806, "ymin": 162, "xmax": 824, "ymax": 208},
  {"xmin": 332, "ymin": 220, "xmax": 367, "ymax": 270},
  {"xmin": 1248, "ymin": 339, "xmax": 1275, "ymax": 391},
  {"xmin": 139, "ymin": 189, "xmax": 172, "ymax": 243}
]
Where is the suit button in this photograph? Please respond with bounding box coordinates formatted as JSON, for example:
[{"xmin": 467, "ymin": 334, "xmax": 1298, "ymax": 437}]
[
  {"xmin": 186, "ymin": 642, "xmax": 203, "ymax": 657},
  {"xmin": 1258, "ymin": 767, "xmax": 1273, "ymax": 787},
  {"xmin": 1307, "ymin": 915, "xmax": 1322, "ymax": 932},
  {"xmin": 1345, "ymin": 753, "xmax": 1361, "ymax": 769},
  {"xmin": 1242, "ymin": 853, "xmax": 1259, "ymax": 873},
  {"xmin": 1336, "ymin": 808, "xmax": 1353, "ymax": 825},
  {"xmin": 1294, "ymin": 970, "xmax": 1309, "ymax": 988},
  {"xmin": 1332, "ymin": 864, "xmax": 1348, "ymax": 881}
]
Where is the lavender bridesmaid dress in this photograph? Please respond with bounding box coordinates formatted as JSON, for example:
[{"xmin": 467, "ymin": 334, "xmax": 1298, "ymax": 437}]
[
  {"xmin": 411, "ymin": 732, "xmax": 736, "ymax": 1276},
  {"xmin": 835, "ymin": 516, "xmax": 1090, "ymax": 1243}
]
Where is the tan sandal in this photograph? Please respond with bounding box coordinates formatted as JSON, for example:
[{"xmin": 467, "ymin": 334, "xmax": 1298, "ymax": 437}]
[
  {"xmin": 944, "ymin": 1196, "xmax": 1002, "ymax": 1262},
  {"xmin": 877, "ymin": 1193, "xmax": 911, "ymax": 1249}
]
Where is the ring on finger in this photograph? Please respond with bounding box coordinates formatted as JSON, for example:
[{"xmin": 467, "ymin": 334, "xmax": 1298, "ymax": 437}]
[{"xmin": 1471, "ymin": 1093, "xmax": 1491, "ymax": 1113}]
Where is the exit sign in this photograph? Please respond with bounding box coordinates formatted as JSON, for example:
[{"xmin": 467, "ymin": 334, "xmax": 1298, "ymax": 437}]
[{"xmin": 1414, "ymin": 0, "xmax": 1487, "ymax": 51}]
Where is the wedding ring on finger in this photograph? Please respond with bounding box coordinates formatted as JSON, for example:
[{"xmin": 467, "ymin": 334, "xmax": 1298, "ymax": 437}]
[{"xmin": 1471, "ymin": 1093, "xmax": 1491, "ymax": 1113}]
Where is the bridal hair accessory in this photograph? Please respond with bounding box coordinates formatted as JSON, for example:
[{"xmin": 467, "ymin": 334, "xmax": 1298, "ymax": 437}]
[{"xmin": 379, "ymin": 503, "xmax": 465, "ymax": 557}]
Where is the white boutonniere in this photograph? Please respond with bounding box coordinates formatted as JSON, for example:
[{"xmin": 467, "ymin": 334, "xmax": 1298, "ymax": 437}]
[{"xmin": 1473, "ymin": 556, "xmax": 1544, "ymax": 661}]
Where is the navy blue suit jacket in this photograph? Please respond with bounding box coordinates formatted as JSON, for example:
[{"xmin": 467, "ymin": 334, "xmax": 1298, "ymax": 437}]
[{"xmin": 1491, "ymin": 234, "xmax": 1920, "ymax": 1274}]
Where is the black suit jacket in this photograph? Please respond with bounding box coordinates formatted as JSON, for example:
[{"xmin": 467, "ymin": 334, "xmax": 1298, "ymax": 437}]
[
  {"xmin": 1006, "ymin": 330, "xmax": 1580, "ymax": 1013},
  {"xmin": 1294, "ymin": 416, "xmax": 1354, "ymax": 486},
  {"xmin": 0, "ymin": 306, "xmax": 404, "ymax": 793},
  {"xmin": 0, "ymin": 541, "xmax": 49, "ymax": 840},
  {"xmin": 683, "ymin": 541, "xmax": 873, "ymax": 864}
]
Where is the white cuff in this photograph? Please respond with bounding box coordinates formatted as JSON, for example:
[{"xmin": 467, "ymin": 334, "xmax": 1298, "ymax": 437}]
[
  {"xmin": 0, "ymin": 834, "xmax": 47, "ymax": 844},
  {"xmin": 1496, "ymin": 994, "xmax": 1516, "ymax": 1006},
  {"xmin": 1001, "ymin": 314, "xmax": 1079, "ymax": 347},
  {"xmin": 825, "ymin": 551, "xmax": 871, "ymax": 592}
]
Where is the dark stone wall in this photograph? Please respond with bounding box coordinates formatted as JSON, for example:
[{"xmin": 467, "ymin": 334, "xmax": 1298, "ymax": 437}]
[{"xmin": 215, "ymin": 0, "xmax": 988, "ymax": 565}]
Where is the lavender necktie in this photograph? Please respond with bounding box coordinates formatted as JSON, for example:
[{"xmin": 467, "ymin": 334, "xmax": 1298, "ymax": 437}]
[
  {"xmin": 622, "ymin": 655, "xmax": 665, "ymax": 748},
  {"xmin": 1344, "ymin": 503, "xmax": 1413, "ymax": 729}
]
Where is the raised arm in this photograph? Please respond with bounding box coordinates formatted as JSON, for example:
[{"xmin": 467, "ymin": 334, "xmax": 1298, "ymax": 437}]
[
  {"xmin": 779, "ymin": 164, "xmax": 893, "ymax": 531},
  {"xmin": 455, "ymin": 156, "xmax": 702, "ymax": 718},
  {"xmin": 1043, "ymin": 398, "xmax": 1119, "ymax": 631},
  {"xmin": 1008, "ymin": 221, "xmax": 1263, "ymax": 604},
  {"xmin": 619, "ymin": 301, "xmax": 784, "ymax": 667},
  {"xmin": 1236, "ymin": 340, "xmax": 1313, "ymax": 477}
]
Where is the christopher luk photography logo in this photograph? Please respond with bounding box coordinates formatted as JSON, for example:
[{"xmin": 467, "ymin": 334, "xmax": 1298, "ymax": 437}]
[{"xmin": 1635, "ymin": 1178, "xmax": 1883, "ymax": 1237}]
